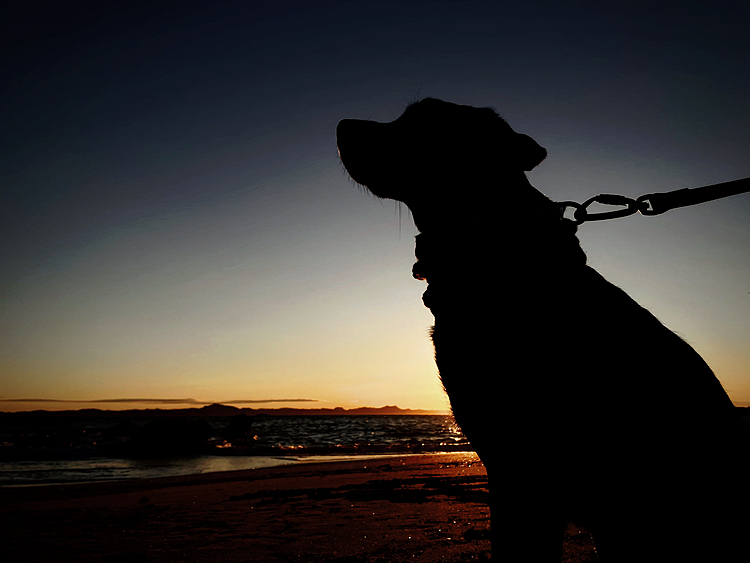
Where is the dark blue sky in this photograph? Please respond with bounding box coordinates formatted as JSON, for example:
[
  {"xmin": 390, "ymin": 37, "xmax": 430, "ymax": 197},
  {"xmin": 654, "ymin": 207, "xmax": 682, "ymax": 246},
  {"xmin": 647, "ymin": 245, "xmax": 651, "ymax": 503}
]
[{"xmin": 2, "ymin": 0, "xmax": 749, "ymax": 410}]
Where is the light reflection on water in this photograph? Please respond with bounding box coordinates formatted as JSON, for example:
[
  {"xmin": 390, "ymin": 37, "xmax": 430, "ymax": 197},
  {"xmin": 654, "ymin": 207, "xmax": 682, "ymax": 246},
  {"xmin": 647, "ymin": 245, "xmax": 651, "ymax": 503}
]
[{"xmin": 0, "ymin": 415, "xmax": 469, "ymax": 486}]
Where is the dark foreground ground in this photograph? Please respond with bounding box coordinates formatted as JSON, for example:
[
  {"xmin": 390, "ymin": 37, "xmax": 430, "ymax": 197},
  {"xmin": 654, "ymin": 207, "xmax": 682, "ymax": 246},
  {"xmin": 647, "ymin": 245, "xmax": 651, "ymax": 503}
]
[{"xmin": 1, "ymin": 453, "xmax": 599, "ymax": 562}]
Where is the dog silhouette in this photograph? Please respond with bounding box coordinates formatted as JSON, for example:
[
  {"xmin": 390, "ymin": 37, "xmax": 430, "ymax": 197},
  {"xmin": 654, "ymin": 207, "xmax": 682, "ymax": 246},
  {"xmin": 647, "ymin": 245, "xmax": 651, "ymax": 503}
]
[{"xmin": 336, "ymin": 98, "xmax": 750, "ymax": 562}]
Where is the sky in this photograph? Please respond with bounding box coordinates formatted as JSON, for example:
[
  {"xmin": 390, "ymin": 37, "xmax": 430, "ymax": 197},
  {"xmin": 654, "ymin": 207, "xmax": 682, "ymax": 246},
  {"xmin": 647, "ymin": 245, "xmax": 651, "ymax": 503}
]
[{"xmin": 2, "ymin": 0, "xmax": 749, "ymax": 412}]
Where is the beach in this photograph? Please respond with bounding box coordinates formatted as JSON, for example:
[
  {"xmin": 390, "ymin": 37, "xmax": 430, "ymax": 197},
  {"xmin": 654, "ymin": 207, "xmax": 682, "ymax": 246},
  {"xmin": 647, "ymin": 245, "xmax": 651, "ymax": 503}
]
[{"xmin": 1, "ymin": 453, "xmax": 598, "ymax": 562}]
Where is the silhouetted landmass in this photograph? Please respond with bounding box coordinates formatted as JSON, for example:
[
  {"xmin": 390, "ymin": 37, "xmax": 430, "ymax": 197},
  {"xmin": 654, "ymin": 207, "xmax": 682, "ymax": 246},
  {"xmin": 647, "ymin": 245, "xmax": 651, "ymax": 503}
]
[{"xmin": 0, "ymin": 403, "xmax": 442, "ymax": 418}]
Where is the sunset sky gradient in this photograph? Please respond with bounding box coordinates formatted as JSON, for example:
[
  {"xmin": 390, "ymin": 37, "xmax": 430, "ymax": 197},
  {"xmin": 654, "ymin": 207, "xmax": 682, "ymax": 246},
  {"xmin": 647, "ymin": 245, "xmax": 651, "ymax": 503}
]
[{"xmin": 2, "ymin": 0, "xmax": 749, "ymax": 411}]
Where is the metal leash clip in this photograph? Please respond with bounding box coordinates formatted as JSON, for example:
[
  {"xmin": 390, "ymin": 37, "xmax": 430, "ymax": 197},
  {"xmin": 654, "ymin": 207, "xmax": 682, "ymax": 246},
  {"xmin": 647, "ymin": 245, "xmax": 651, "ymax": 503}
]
[{"xmin": 559, "ymin": 194, "xmax": 641, "ymax": 225}]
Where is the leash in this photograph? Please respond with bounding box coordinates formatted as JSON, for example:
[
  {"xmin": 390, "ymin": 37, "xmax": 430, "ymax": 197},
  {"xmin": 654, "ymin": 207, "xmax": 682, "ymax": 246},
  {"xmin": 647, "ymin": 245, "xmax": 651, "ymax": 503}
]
[{"xmin": 559, "ymin": 177, "xmax": 750, "ymax": 225}]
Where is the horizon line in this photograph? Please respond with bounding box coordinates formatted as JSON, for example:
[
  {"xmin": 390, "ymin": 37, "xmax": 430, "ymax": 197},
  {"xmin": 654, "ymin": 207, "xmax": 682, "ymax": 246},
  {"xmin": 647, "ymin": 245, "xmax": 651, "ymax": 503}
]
[{"xmin": 0, "ymin": 401, "xmax": 449, "ymax": 415}]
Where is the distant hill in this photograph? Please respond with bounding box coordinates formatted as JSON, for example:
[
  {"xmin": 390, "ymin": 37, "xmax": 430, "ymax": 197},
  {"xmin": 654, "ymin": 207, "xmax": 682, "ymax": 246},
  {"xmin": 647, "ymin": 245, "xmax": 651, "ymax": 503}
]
[{"xmin": 0, "ymin": 404, "xmax": 446, "ymax": 418}]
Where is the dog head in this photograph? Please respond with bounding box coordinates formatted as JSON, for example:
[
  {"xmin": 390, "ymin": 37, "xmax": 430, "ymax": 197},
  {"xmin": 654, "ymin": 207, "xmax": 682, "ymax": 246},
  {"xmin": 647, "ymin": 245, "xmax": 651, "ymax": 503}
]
[{"xmin": 336, "ymin": 98, "xmax": 552, "ymax": 232}]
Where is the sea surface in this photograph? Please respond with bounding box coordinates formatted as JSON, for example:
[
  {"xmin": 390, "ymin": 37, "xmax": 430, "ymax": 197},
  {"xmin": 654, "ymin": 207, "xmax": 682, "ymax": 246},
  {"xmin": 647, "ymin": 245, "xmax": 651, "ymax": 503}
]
[{"xmin": 0, "ymin": 415, "xmax": 469, "ymax": 486}]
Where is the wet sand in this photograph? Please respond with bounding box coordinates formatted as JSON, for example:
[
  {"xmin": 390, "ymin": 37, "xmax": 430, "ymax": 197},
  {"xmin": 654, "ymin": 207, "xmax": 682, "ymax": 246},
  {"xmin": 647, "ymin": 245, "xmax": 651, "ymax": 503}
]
[{"xmin": 1, "ymin": 453, "xmax": 598, "ymax": 562}]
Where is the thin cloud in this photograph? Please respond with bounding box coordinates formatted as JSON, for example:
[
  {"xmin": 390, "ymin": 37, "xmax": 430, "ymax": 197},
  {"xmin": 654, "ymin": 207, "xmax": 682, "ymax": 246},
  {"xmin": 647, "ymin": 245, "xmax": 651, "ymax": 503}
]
[
  {"xmin": 0, "ymin": 398, "xmax": 202, "ymax": 404},
  {"xmin": 225, "ymin": 399, "xmax": 319, "ymax": 404},
  {"xmin": 0, "ymin": 398, "xmax": 319, "ymax": 405}
]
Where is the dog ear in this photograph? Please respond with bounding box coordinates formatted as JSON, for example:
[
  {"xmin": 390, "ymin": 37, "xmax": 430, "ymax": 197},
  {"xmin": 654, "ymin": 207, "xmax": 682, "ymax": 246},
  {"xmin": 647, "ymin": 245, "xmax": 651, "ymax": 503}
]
[{"xmin": 514, "ymin": 133, "xmax": 547, "ymax": 171}]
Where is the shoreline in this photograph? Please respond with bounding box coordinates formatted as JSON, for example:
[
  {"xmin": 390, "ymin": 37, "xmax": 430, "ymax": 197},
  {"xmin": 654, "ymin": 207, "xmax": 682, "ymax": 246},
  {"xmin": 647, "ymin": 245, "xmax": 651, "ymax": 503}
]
[
  {"xmin": 0, "ymin": 452, "xmax": 482, "ymax": 503},
  {"xmin": 1, "ymin": 453, "xmax": 599, "ymax": 562},
  {"xmin": 0, "ymin": 452, "xmax": 462, "ymax": 488}
]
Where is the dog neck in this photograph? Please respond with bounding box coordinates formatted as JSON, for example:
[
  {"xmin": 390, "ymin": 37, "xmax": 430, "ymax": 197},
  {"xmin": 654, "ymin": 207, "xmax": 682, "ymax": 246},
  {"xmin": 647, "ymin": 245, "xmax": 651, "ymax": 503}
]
[{"xmin": 412, "ymin": 206, "xmax": 588, "ymax": 313}]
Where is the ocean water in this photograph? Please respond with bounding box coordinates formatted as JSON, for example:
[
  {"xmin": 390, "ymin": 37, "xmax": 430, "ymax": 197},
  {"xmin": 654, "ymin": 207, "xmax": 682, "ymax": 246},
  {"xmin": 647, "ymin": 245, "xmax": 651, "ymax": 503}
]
[{"xmin": 0, "ymin": 415, "xmax": 469, "ymax": 486}]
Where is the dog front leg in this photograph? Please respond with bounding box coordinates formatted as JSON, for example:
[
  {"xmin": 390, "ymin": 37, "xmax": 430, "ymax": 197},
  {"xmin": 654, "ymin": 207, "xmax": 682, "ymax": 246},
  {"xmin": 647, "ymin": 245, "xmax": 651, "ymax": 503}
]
[
  {"xmin": 492, "ymin": 471, "xmax": 565, "ymax": 562},
  {"xmin": 478, "ymin": 435, "xmax": 565, "ymax": 562}
]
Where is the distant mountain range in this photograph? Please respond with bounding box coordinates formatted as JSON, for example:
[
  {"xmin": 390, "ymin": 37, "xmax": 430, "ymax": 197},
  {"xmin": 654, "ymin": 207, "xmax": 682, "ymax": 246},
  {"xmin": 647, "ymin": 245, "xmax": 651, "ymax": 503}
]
[{"xmin": 0, "ymin": 404, "xmax": 446, "ymax": 418}]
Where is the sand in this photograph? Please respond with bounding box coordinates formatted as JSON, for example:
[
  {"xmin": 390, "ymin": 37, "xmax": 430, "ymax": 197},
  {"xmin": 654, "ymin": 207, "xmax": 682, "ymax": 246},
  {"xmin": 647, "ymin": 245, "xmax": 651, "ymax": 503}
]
[{"xmin": 1, "ymin": 453, "xmax": 598, "ymax": 562}]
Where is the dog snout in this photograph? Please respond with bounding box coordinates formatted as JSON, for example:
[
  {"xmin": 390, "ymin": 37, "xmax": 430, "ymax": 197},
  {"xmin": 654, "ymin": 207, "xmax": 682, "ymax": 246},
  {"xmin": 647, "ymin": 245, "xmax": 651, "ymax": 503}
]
[
  {"xmin": 336, "ymin": 119, "xmax": 387, "ymax": 154},
  {"xmin": 514, "ymin": 133, "xmax": 547, "ymax": 171},
  {"xmin": 336, "ymin": 118, "xmax": 390, "ymax": 187},
  {"xmin": 335, "ymin": 118, "xmax": 356, "ymax": 153}
]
